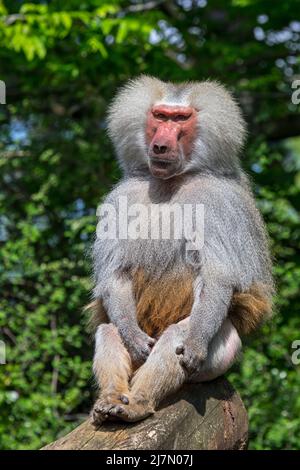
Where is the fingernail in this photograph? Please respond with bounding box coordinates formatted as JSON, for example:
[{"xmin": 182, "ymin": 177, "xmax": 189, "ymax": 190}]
[{"xmin": 120, "ymin": 395, "xmax": 129, "ymax": 404}]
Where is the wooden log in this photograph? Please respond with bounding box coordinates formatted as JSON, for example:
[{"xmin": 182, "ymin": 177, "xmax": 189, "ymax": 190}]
[{"xmin": 42, "ymin": 377, "xmax": 248, "ymax": 450}]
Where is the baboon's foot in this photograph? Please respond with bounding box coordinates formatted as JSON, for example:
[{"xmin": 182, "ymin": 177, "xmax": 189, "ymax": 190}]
[
  {"xmin": 91, "ymin": 391, "xmax": 130, "ymax": 426},
  {"xmin": 108, "ymin": 397, "xmax": 154, "ymax": 423}
]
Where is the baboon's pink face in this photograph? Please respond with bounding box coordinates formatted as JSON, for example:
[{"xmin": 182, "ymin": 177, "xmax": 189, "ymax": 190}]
[{"xmin": 146, "ymin": 104, "xmax": 198, "ymax": 179}]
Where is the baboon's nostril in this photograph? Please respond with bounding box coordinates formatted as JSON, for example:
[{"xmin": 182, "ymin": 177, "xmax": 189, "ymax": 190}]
[{"xmin": 153, "ymin": 144, "xmax": 168, "ymax": 154}]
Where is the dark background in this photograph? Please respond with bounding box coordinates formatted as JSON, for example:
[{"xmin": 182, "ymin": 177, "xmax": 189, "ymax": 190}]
[{"xmin": 0, "ymin": 0, "xmax": 299, "ymax": 449}]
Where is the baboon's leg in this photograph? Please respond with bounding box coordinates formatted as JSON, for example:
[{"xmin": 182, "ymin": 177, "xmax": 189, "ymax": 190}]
[
  {"xmin": 187, "ymin": 318, "xmax": 242, "ymax": 383},
  {"xmin": 108, "ymin": 318, "xmax": 241, "ymax": 422},
  {"xmin": 91, "ymin": 323, "xmax": 132, "ymax": 426},
  {"xmin": 107, "ymin": 320, "xmax": 189, "ymax": 422}
]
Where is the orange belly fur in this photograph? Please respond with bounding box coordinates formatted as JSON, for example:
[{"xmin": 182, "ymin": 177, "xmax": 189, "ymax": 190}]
[
  {"xmin": 86, "ymin": 269, "xmax": 273, "ymax": 338},
  {"xmin": 133, "ymin": 268, "xmax": 194, "ymax": 338}
]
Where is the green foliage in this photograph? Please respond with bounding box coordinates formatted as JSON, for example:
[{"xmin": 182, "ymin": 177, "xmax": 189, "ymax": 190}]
[{"xmin": 0, "ymin": 0, "xmax": 299, "ymax": 449}]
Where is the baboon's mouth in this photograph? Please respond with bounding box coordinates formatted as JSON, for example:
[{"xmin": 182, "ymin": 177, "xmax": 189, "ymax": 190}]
[
  {"xmin": 151, "ymin": 159, "xmax": 173, "ymax": 170},
  {"xmin": 149, "ymin": 158, "xmax": 180, "ymax": 179}
]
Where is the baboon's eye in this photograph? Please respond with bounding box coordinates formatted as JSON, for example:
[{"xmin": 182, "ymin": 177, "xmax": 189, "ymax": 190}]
[
  {"xmin": 173, "ymin": 114, "xmax": 191, "ymax": 122},
  {"xmin": 154, "ymin": 112, "xmax": 168, "ymax": 121}
]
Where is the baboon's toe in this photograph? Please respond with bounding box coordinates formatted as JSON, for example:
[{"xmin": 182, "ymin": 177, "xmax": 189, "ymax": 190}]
[
  {"xmin": 109, "ymin": 404, "xmax": 127, "ymax": 417},
  {"xmin": 108, "ymin": 401, "xmax": 154, "ymax": 423},
  {"xmin": 119, "ymin": 394, "xmax": 129, "ymax": 404},
  {"xmin": 91, "ymin": 391, "xmax": 129, "ymax": 427},
  {"xmin": 91, "ymin": 399, "xmax": 114, "ymax": 426}
]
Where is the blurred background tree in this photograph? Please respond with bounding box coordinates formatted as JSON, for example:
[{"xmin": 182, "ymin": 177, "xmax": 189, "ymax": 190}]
[{"xmin": 0, "ymin": 0, "xmax": 299, "ymax": 450}]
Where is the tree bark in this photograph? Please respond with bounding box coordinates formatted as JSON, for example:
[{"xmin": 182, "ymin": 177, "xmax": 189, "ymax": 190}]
[{"xmin": 42, "ymin": 377, "xmax": 248, "ymax": 450}]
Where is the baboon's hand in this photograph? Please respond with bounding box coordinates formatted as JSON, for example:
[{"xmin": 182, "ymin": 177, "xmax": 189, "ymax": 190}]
[
  {"xmin": 125, "ymin": 330, "xmax": 156, "ymax": 366},
  {"xmin": 176, "ymin": 336, "xmax": 207, "ymax": 375}
]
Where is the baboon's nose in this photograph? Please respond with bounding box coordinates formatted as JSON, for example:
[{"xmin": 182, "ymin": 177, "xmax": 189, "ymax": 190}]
[{"xmin": 153, "ymin": 144, "xmax": 168, "ymax": 155}]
